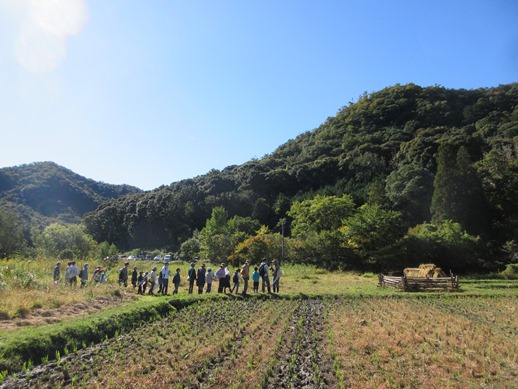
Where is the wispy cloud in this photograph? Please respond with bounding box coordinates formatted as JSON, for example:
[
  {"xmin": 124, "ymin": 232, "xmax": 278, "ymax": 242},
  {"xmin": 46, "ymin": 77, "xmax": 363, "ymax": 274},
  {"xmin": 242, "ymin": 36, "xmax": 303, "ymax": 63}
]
[{"xmin": 12, "ymin": 0, "xmax": 88, "ymax": 73}]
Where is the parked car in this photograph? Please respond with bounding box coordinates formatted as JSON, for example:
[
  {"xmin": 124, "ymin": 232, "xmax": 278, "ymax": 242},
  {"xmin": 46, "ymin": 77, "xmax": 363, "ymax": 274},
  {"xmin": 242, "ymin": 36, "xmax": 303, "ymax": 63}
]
[
  {"xmin": 128, "ymin": 255, "xmax": 137, "ymax": 260},
  {"xmin": 164, "ymin": 255, "xmax": 172, "ymax": 263},
  {"xmin": 154, "ymin": 255, "xmax": 162, "ymax": 261},
  {"xmin": 145, "ymin": 255, "xmax": 153, "ymax": 261}
]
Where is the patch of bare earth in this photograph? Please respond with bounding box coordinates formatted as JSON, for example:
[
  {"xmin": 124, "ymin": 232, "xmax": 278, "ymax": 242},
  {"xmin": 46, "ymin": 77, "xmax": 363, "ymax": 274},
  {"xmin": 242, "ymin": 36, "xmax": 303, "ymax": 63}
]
[{"xmin": 265, "ymin": 299, "xmax": 337, "ymax": 389}]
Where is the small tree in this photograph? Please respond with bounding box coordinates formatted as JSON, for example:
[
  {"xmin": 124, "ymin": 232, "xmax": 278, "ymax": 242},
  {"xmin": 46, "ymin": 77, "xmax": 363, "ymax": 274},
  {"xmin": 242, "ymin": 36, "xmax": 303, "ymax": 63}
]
[
  {"xmin": 34, "ymin": 223, "xmax": 95, "ymax": 259},
  {"xmin": 0, "ymin": 208, "xmax": 27, "ymax": 257}
]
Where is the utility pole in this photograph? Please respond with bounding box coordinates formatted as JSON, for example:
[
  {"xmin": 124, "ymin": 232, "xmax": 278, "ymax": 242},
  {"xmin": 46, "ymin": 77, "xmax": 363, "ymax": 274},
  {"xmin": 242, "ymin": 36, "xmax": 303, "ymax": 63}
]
[{"xmin": 280, "ymin": 218, "xmax": 286, "ymax": 265}]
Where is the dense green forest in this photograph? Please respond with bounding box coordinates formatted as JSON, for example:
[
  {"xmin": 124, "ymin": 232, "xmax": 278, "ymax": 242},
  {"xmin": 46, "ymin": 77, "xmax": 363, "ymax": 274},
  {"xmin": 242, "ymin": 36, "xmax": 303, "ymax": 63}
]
[
  {"xmin": 81, "ymin": 83, "xmax": 517, "ymax": 272},
  {"xmin": 2, "ymin": 84, "xmax": 517, "ymax": 273}
]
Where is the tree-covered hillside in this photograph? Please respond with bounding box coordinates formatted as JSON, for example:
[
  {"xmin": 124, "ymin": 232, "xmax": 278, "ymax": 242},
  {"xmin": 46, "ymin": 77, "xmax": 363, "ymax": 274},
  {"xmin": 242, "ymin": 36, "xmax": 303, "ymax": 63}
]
[
  {"xmin": 82, "ymin": 83, "xmax": 517, "ymax": 271},
  {"xmin": 0, "ymin": 161, "xmax": 142, "ymax": 232}
]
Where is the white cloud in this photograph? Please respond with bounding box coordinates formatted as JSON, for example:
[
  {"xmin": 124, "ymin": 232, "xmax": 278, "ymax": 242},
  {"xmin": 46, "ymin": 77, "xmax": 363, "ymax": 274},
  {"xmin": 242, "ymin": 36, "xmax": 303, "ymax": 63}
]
[{"xmin": 12, "ymin": 0, "xmax": 88, "ymax": 73}]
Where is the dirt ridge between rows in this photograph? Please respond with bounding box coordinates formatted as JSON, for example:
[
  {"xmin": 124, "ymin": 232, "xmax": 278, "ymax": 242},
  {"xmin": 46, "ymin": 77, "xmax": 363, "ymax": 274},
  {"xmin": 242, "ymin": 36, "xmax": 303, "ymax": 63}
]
[{"xmin": 265, "ymin": 300, "xmax": 337, "ymax": 389}]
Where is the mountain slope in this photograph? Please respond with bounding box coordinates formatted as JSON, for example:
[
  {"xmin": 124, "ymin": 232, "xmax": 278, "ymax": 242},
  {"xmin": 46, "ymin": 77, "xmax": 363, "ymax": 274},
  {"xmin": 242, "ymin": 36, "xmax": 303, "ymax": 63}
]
[
  {"xmin": 82, "ymin": 83, "xmax": 518, "ymax": 252},
  {"xmin": 0, "ymin": 161, "xmax": 142, "ymax": 227}
]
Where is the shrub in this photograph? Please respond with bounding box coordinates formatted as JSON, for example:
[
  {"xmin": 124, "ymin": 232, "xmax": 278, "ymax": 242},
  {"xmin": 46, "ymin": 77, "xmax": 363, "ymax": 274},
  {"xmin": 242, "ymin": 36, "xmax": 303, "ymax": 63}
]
[{"xmin": 501, "ymin": 263, "xmax": 518, "ymax": 279}]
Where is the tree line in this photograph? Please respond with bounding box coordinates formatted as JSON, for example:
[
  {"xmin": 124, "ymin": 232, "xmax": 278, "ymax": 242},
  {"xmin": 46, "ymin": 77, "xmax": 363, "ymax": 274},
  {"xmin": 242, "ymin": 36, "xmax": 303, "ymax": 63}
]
[{"xmin": 1, "ymin": 83, "xmax": 517, "ymax": 273}]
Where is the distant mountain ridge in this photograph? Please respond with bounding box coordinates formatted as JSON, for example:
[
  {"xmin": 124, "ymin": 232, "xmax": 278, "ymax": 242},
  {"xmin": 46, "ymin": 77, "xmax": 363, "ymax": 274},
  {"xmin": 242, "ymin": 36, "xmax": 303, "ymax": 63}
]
[{"xmin": 0, "ymin": 161, "xmax": 142, "ymax": 227}]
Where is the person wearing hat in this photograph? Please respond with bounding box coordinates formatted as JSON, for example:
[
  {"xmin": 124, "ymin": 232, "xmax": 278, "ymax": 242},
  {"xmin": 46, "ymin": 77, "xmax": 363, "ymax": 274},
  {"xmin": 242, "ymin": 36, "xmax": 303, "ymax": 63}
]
[
  {"xmin": 214, "ymin": 263, "xmax": 229, "ymax": 293},
  {"xmin": 79, "ymin": 263, "xmax": 88, "ymax": 288},
  {"xmin": 131, "ymin": 266, "xmax": 138, "ymax": 290},
  {"xmin": 205, "ymin": 267, "xmax": 213, "ymax": 293},
  {"xmin": 172, "ymin": 267, "xmax": 181, "ymax": 294},
  {"xmin": 196, "ymin": 263, "xmax": 206, "ymax": 294},
  {"xmin": 92, "ymin": 266, "xmax": 103, "ymax": 284},
  {"xmin": 271, "ymin": 260, "xmax": 282, "ymax": 293},
  {"xmin": 119, "ymin": 262, "xmax": 130, "ymax": 287},
  {"xmin": 188, "ymin": 262, "xmax": 196, "ymax": 294},
  {"xmin": 148, "ymin": 266, "xmax": 157, "ymax": 295},
  {"xmin": 259, "ymin": 258, "xmax": 271, "ymax": 293},
  {"xmin": 240, "ymin": 260, "xmax": 250, "ymax": 295},
  {"xmin": 70, "ymin": 261, "xmax": 79, "ymax": 287},
  {"xmin": 137, "ymin": 271, "xmax": 145, "ymax": 294},
  {"xmin": 53, "ymin": 262, "xmax": 61, "ymax": 285}
]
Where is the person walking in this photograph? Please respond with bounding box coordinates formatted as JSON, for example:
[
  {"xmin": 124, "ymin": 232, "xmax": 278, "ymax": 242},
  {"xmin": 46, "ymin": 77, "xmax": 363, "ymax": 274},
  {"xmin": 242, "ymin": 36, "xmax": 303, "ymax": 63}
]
[
  {"xmin": 53, "ymin": 262, "xmax": 61, "ymax": 285},
  {"xmin": 240, "ymin": 260, "xmax": 250, "ymax": 295},
  {"xmin": 92, "ymin": 266, "xmax": 103, "ymax": 284},
  {"xmin": 131, "ymin": 266, "xmax": 138, "ymax": 290},
  {"xmin": 79, "ymin": 263, "xmax": 89, "ymax": 288},
  {"xmin": 70, "ymin": 261, "xmax": 79, "ymax": 287},
  {"xmin": 137, "ymin": 271, "xmax": 145, "ymax": 294},
  {"xmin": 148, "ymin": 266, "xmax": 157, "ymax": 295},
  {"xmin": 196, "ymin": 263, "xmax": 206, "ymax": 294},
  {"xmin": 65, "ymin": 262, "xmax": 74, "ymax": 286},
  {"xmin": 142, "ymin": 272, "xmax": 149, "ymax": 294},
  {"xmin": 157, "ymin": 268, "xmax": 164, "ymax": 294}
]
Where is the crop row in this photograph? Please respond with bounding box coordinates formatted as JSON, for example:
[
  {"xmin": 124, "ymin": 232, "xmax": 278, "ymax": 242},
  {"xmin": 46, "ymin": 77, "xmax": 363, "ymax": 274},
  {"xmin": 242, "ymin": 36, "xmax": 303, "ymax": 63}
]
[{"xmin": 2, "ymin": 296, "xmax": 517, "ymax": 388}]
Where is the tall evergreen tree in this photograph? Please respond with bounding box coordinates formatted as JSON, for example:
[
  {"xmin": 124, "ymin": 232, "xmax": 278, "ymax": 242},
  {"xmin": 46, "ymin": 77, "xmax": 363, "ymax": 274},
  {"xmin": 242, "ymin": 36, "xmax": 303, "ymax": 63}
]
[
  {"xmin": 431, "ymin": 143, "xmax": 458, "ymax": 224},
  {"xmin": 431, "ymin": 144, "xmax": 488, "ymax": 235},
  {"xmin": 455, "ymin": 146, "xmax": 489, "ymax": 236}
]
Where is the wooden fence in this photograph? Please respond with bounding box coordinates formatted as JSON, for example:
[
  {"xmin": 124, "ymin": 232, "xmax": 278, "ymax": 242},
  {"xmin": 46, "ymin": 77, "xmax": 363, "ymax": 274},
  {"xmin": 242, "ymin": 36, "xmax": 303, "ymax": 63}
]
[{"xmin": 378, "ymin": 274, "xmax": 459, "ymax": 292}]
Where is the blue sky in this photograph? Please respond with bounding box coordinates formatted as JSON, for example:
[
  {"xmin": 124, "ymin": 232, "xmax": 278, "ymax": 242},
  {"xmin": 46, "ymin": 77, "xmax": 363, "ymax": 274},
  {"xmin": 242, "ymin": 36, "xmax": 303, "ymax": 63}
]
[{"xmin": 1, "ymin": 0, "xmax": 516, "ymax": 190}]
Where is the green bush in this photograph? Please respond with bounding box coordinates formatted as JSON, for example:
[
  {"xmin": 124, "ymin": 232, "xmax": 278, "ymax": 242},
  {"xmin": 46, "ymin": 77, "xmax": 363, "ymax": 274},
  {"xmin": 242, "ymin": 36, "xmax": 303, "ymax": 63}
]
[{"xmin": 501, "ymin": 263, "xmax": 518, "ymax": 279}]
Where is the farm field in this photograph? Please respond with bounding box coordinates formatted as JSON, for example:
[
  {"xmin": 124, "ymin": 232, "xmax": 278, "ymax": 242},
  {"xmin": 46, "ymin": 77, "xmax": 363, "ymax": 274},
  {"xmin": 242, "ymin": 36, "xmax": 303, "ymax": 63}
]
[
  {"xmin": 1, "ymin": 295, "xmax": 517, "ymax": 388},
  {"xmin": 2, "ymin": 258, "xmax": 517, "ymax": 326},
  {"xmin": 1, "ymin": 258, "xmax": 518, "ymax": 388}
]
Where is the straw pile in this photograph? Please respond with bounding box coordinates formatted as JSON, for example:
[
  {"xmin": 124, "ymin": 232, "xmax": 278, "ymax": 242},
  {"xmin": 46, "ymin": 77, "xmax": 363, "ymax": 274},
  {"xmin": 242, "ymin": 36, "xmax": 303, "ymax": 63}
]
[{"xmin": 403, "ymin": 264, "xmax": 446, "ymax": 278}]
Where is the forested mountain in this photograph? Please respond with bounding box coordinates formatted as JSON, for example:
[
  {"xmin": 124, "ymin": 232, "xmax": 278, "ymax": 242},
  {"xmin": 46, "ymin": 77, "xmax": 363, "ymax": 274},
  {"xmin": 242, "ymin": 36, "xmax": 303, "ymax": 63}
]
[
  {"xmin": 83, "ymin": 83, "xmax": 518, "ymax": 268},
  {"xmin": 0, "ymin": 161, "xmax": 142, "ymax": 231}
]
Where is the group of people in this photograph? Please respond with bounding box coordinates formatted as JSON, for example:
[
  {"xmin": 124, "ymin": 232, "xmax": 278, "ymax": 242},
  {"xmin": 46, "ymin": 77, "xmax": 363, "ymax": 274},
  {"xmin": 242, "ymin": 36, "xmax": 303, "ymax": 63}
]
[
  {"xmin": 53, "ymin": 258, "xmax": 283, "ymax": 295},
  {"xmin": 117, "ymin": 262, "xmax": 182, "ymax": 295},
  {"xmin": 117, "ymin": 258, "xmax": 283, "ymax": 296},
  {"xmin": 53, "ymin": 262, "xmax": 107, "ymax": 287}
]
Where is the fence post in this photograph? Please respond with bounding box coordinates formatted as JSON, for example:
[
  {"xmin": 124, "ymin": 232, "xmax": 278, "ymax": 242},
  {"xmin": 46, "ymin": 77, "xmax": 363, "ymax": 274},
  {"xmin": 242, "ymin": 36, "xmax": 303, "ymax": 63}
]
[{"xmin": 402, "ymin": 275, "xmax": 408, "ymax": 291}]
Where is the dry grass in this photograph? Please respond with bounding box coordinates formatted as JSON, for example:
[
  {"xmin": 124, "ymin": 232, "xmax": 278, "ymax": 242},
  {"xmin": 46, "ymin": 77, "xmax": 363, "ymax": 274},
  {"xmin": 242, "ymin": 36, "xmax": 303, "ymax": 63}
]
[{"xmin": 327, "ymin": 297, "xmax": 518, "ymax": 388}]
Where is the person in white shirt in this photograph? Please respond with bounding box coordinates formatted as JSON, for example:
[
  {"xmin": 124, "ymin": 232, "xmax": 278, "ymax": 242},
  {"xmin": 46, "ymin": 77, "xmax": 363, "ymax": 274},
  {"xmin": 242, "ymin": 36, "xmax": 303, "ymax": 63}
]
[{"xmin": 160, "ymin": 263, "xmax": 170, "ymax": 295}]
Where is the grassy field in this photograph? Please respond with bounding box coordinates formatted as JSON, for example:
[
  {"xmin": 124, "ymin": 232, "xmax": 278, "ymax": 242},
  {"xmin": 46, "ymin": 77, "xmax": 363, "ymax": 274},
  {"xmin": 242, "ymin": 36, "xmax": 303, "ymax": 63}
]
[
  {"xmin": 2, "ymin": 257, "xmax": 516, "ymax": 318},
  {"xmin": 1, "ymin": 257, "xmax": 517, "ymax": 388}
]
